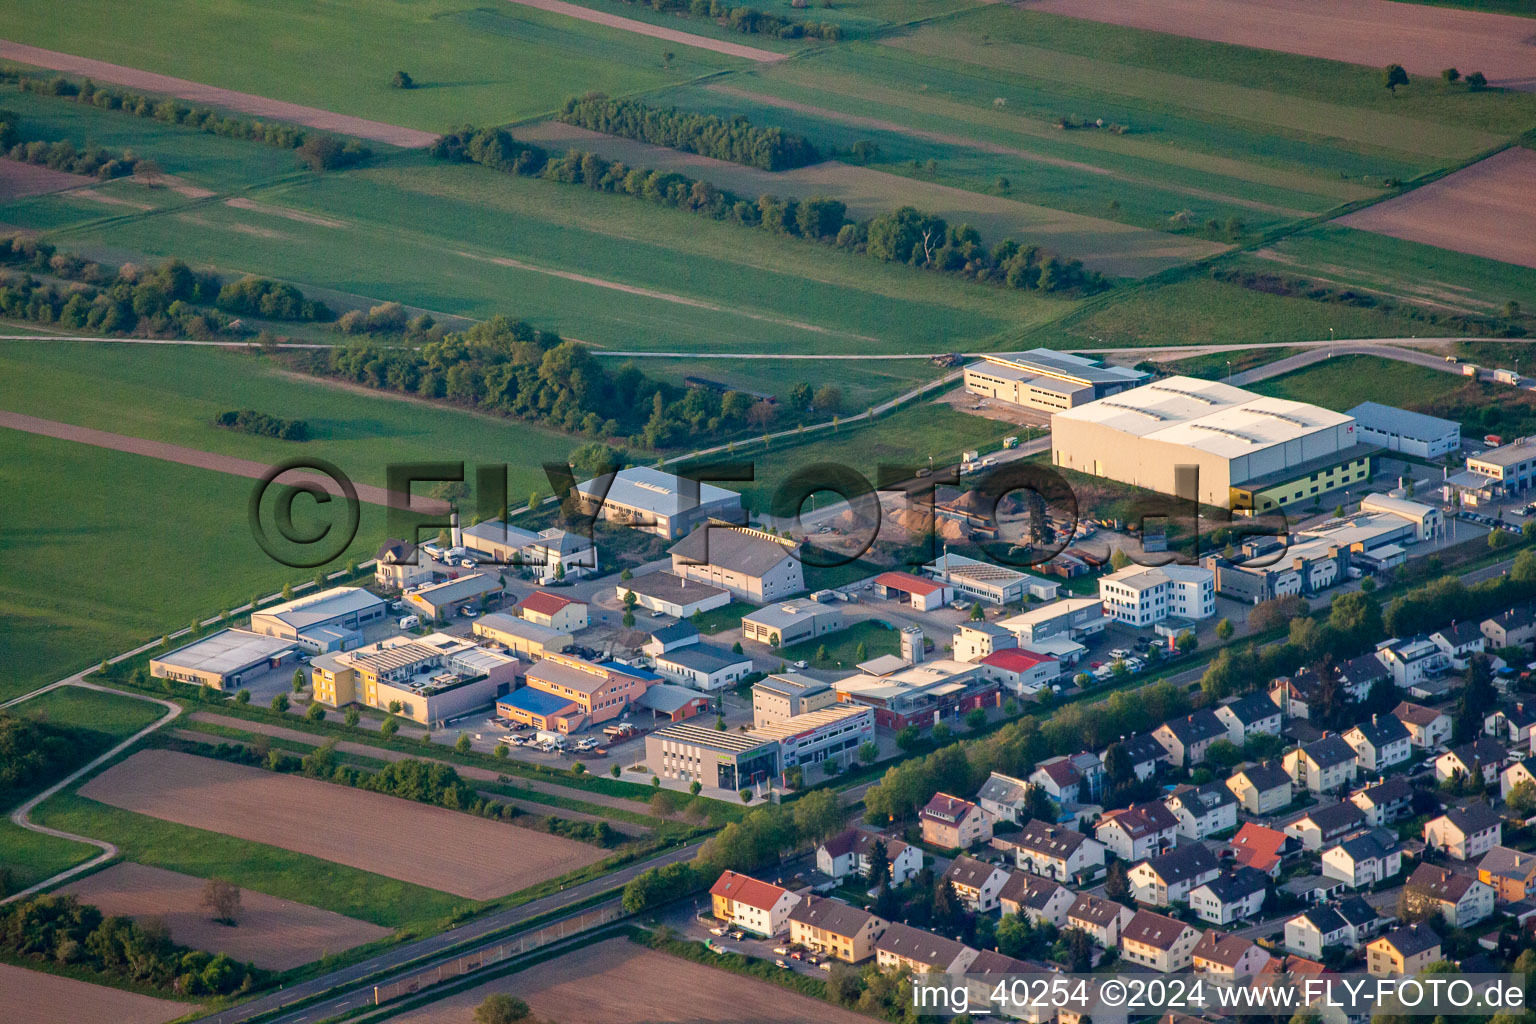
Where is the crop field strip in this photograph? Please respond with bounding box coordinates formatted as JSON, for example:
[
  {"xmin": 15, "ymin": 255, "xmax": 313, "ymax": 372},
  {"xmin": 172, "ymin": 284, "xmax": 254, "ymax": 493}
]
[{"xmin": 0, "ymin": 963, "xmax": 193, "ymax": 1024}]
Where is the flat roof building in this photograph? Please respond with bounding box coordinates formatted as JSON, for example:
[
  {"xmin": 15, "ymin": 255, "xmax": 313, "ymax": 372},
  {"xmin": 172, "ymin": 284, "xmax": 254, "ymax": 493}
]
[
  {"xmin": 405, "ymin": 573, "xmax": 502, "ymax": 621},
  {"xmin": 1347, "ymin": 402, "xmax": 1460, "ymax": 460},
  {"xmin": 150, "ymin": 628, "xmax": 296, "ymax": 690},
  {"xmin": 964, "ymin": 349, "xmax": 1149, "ymax": 414},
  {"xmin": 472, "ymin": 612, "xmax": 572, "ymax": 660},
  {"xmin": 311, "ymin": 631, "xmax": 517, "ymax": 724},
  {"xmin": 646, "ymin": 721, "xmax": 780, "ymax": 792},
  {"xmin": 753, "ymin": 672, "xmax": 836, "ymax": 727},
  {"xmin": 928, "ymin": 552, "xmax": 1059, "ymax": 605},
  {"xmin": 1051, "ymin": 376, "xmax": 1374, "ymax": 511},
  {"xmin": 1444, "ymin": 436, "xmax": 1536, "ymax": 505},
  {"xmin": 249, "ymin": 586, "xmax": 387, "ymax": 652},
  {"xmin": 752, "ymin": 702, "xmax": 875, "ymax": 773},
  {"xmin": 576, "ymin": 466, "xmax": 743, "ymax": 539},
  {"xmin": 618, "ymin": 571, "xmax": 730, "ymax": 619},
  {"xmin": 741, "ymin": 598, "xmax": 843, "ymax": 648}
]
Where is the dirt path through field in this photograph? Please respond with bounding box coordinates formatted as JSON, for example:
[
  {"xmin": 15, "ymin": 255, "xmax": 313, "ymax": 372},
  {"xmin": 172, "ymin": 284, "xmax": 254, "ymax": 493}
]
[
  {"xmin": 0, "ymin": 963, "xmax": 193, "ymax": 1024},
  {"xmin": 225, "ymin": 197, "xmax": 348, "ymax": 228},
  {"xmin": 0, "ymin": 409, "xmax": 446, "ymax": 512},
  {"xmin": 188, "ymin": 712, "xmax": 667, "ymax": 820},
  {"xmin": 1019, "ymin": 0, "xmax": 1536, "ymax": 90},
  {"xmin": 499, "ymin": 0, "xmax": 786, "ymax": 61},
  {"xmin": 1337, "ymin": 147, "xmax": 1536, "ymax": 269},
  {"xmin": 709, "ymin": 83, "xmax": 1311, "ymax": 219},
  {"xmin": 0, "ymin": 40, "xmax": 439, "ymax": 146}
]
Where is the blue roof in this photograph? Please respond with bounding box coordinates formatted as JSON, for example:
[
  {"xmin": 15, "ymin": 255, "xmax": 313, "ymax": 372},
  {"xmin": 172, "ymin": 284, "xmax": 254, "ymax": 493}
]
[
  {"xmin": 600, "ymin": 661, "xmax": 661, "ymax": 681},
  {"xmin": 498, "ymin": 687, "xmax": 578, "ymax": 715}
]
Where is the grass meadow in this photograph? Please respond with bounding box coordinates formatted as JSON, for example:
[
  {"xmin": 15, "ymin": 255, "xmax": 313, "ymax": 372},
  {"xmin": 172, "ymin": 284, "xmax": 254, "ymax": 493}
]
[
  {"xmin": 11, "ymin": 686, "xmax": 166, "ymax": 741},
  {"xmin": 4, "ymin": 0, "xmax": 751, "ymax": 131},
  {"xmin": 0, "ymin": 820, "xmax": 95, "ymax": 893}
]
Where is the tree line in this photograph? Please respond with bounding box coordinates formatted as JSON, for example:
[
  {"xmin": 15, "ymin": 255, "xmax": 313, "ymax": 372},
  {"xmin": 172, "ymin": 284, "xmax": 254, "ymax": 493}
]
[
  {"xmin": 0, "ymin": 108, "xmax": 141, "ymax": 180},
  {"xmin": 558, "ymin": 95, "xmax": 819, "ymax": 170},
  {"xmin": 0, "ymin": 894, "xmax": 262, "ymax": 996},
  {"xmin": 213, "ymin": 409, "xmax": 310, "ymax": 441},
  {"xmin": 432, "ymin": 126, "xmax": 1107, "ymax": 296},
  {"xmin": 2, "ymin": 70, "xmax": 370, "ymax": 170},
  {"xmin": 0, "ymin": 714, "xmax": 96, "ymax": 808},
  {"xmin": 603, "ymin": 0, "xmax": 841, "ymax": 39}
]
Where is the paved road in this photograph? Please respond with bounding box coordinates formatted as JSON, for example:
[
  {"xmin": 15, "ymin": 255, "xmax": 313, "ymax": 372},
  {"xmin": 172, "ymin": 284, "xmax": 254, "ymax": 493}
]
[
  {"xmin": 189, "ymin": 841, "xmax": 700, "ymax": 1024},
  {"xmin": 1229, "ymin": 343, "xmax": 1471, "ymax": 386}
]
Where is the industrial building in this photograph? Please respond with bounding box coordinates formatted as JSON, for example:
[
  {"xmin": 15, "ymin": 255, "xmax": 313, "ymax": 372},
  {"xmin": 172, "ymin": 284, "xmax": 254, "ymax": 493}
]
[
  {"xmin": 1443, "ymin": 437, "xmax": 1536, "ymax": 506},
  {"xmin": 647, "ymin": 723, "xmax": 781, "ymax": 791},
  {"xmin": 514, "ymin": 651, "xmax": 653, "ymax": 729},
  {"xmin": 150, "ymin": 629, "xmax": 297, "ymax": 690},
  {"xmin": 927, "ymin": 552, "xmax": 1059, "ymax": 605},
  {"xmin": 1098, "ymin": 563, "xmax": 1215, "ymax": 627},
  {"xmin": 249, "ymin": 586, "xmax": 387, "ymax": 653},
  {"xmin": 310, "ymin": 631, "xmax": 517, "ymax": 724},
  {"xmin": 998, "ymin": 598, "xmax": 1108, "ymax": 645},
  {"xmin": 752, "ymin": 673, "xmax": 836, "ymax": 727},
  {"xmin": 461, "ymin": 521, "xmax": 596, "ymax": 579},
  {"xmin": 1347, "ymin": 403, "xmax": 1460, "ymax": 460},
  {"xmin": 669, "ymin": 524, "xmax": 804, "ymax": 603},
  {"xmin": 653, "ymin": 642, "xmax": 754, "ymax": 692},
  {"xmin": 873, "ymin": 572, "xmax": 952, "ymax": 611},
  {"xmin": 619, "ymin": 571, "xmax": 730, "ymax": 619},
  {"xmin": 741, "ymin": 598, "xmax": 843, "ymax": 648},
  {"xmin": 752, "ymin": 703, "xmax": 875, "ymax": 774},
  {"xmin": 516, "ymin": 592, "xmax": 588, "ymax": 633},
  {"xmin": 404, "ymin": 573, "xmax": 502, "ymax": 621},
  {"xmin": 472, "ymin": 612, "xmax": 571, "ymax": 660},
  {"xmin": 575, "ymin": 466, "xmax": 744, "ymax": 539},
  {"xmin": 834, "ymin": 658, "xmax": 998, "ymax": 731},
  {"xmin": 1050, "ymin": 377, "xmax": 1376, "ymax": 511},
  {"xmin": 963, "ymin": 349, "xmax": 1149, "ymax": 413}
]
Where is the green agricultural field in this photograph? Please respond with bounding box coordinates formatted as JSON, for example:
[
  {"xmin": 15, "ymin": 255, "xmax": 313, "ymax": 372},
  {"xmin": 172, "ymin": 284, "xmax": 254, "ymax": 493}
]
[
  {"xmin": 1163, "ymin": 347, "xmax": 1308, "ymax": 380},
  {"xmin": 1033, "ymin": 272, "xmax": 1440, "ymax": 349},
  {"xmin": 0, "ymin": 430, "xmax": 385, "ymax": 700},
  {"xmin": 1244, "ymin": 225, "xmax": 1536, "ymax": 317},
  {"xmin": 5, "ymin": 0, "xmax": 750, "ymax": 132},
  {"xmin": 780, "ymin": 618, "xmax": 902, "ymax": 668},
  {"xmin": 33, "ymin": 793, "xmax": 463, "ymax": 931},
  {"xmin": 1248, "ymin": 354, "xmax": 1456, "ymax": 413},
  {"xmin": 0, "ymin": 819, "xmax": 96, "ymax": 893},
  {"xmin": 11, "ymin": 686, "xmax": 166, "ymax": 742},
  {"xmin": 542, "ymin": 0, "xmax": 990, "ymax": 43},
  {"xmin": 632, "ymin": 357, "xmax": 940, "ymax": 412}
]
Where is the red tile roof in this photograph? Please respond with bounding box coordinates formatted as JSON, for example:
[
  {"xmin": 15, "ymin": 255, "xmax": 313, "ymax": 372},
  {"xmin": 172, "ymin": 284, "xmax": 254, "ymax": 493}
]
[
  {"xmin": 921, "ymin": 792, "xmax": 979, "ymax": 825},
  {"xmin": 875, "ymin": 571, "xmax": 945, "ymax": 597},
  {"xmin": 980, "ymin": 649, "xmax": 1057, "ymax": 673},
  {"xmin": 1230, "ymin": 823, "xmax": 1288, "ymax": 872},
  {"xmin": 520, "ymin": 591, "xmax": 582, "ymax": 616},
  {"xmin": 709, "ymin": 870, "xmax": 790, "ymax": 911}
]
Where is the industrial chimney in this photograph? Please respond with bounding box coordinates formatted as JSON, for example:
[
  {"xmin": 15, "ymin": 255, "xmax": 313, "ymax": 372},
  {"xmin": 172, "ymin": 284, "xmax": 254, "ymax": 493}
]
[{"xmin": 450, "ymin": 508, "xmax": 463, "ymax": 549}]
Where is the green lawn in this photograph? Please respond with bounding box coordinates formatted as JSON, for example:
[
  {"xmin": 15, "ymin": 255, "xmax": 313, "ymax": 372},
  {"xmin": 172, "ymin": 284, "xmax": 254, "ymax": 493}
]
[
  {"xmin": 4, "ymin": 0, "xmax": 749, "ymax": 132},
  {"xmin": 688, "ymin": 601, "xmax": 758, "ymax": 636},
  {"xmin": 634, "ymin": 358, "xmax": 940, "ymax": 414},
  {"xmin": 780, "ymin": 618, "xmax": 903, "ymax": 668},
  {"xmin": 10, "ymin": 686, "xmax": 166, "ymax": 742},
  {"xmin": 0, "ymin": 430, "xmax": 385, "ymax": 700},
  {"xmin": 32, "ymin": 794, "xmax": 464, "ymax": 930},
  {"xmin": 1249, "ymin": 354, "xmax": 1457, "ymax": 412},
  {"xmin": 0, "ymin": 819, "xmax": 96, "ymax": 894},
  {"xmin": 1164, "ymin": 347, "xmax": 1308, "ymax": 380}
]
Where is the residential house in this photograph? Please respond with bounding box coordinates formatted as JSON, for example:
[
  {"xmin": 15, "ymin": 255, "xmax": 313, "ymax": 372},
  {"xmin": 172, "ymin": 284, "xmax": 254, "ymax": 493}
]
[
  {"xmin": 1500, "ymin": 755, "xmax": 1536, "ymax": 799},
  {"xmin": 1284, "ymin": 735, "xmax": 1359, "ymax": 794},
  {"xmin": 1275, "ymin": 655, "xmax": 1390, "ymax": 718},
  {"xmin": 1424, "ymin": 802, "xmax": 1503, "ymax": 860},
  {"xmin": 788, "ymin": 896, "xmax": 886, "ymax": 963},
  {"xmin": 1321, "ymin": 829, "xmax": 1403, "ymax": 889},
  {"xmin": 1343, "ymin": 715, "xmax": 1413, "ymax": 772},
  {"xmin": 964, "ymin": 952, "xmax": 1053, "ymax": 1024},
  {"xmin": 876, "ymin": 922, "xmax": 979, "ymax": 975},
  {"xmin": 374, "ymin": 539, "xmax": 430, "ymax": 590},
  {"xmin": 1096, "ymin": 802, "xmax": 1180, "ymax": 861},
  {"xmin": 998, "ymin": 873, "xmax": 1075, "ymax": 927},
  {"xmin": 945, "ymin": 856, "xmax": 1011, "ymax": 913},
  {"xmin": 1429, "ymin": 621, "xmax": 1487, "ymax": 668},
  {"xmin": 1229, "ymin": 823, "xmax": 1293, "ymax": 878},
  {"xmin": 1393, "ymin": 701, "xmax": 1452, "ymax": 750},
  {"xmin": 1366, "ymin": 923, "xmax": 1442, "ymax": 976},
  {"xmin": 1485, "ymin": 703, "xmax": 1536, "ymax": 748},
  {"xmin": 1349, "ymin": 776, "xmax": 1415, "ymax": 826},
  {"xmin": 1128, "ymin": 845, "xmax": 1221, "ymax": 906},
  {"xmin": 1435, "ymin": 737, "xmax": 1507, "ymax": 787},
  {"xmin": 1189, "ymin": 868, "xmax": 1268, "ymax": 925},
  {"xmin": 1284, "ymin": 802, "xmax": 1368, "ymax": 852},
  {"xmin": 1375, "ymin": 636, "xmax": 1449, "ymax": 690},
  {"xmin": 1010, "ymin": 819, "xmax": 1105, "ymax": 883},
  {"xmin": 1120, "ymin": 910, "xmax": 1201, "ymax": 973},
  {"xmin": 1164, "ymin": 781, "xmax": 1238, "ymax": 840},
  {"xmin": 1191, "ymin": 930, "xmax": 1270, "ymax": 979},
  {"xmin": 1284, "ymin": 898, "xmax": 1383, "ymax": 957},
  {"xmin": 1403, "ymin": 864, "xmax": 1495, "ymax": 928},
  {"xmin": 669, "ymin": 524, "xmax": 804, "ymax": 602},
  {"xmin": 1113, "ymin": 733, "xmax": 1169, "ymax": 782},
  {"xmin": 709, "ymin": 871, "xmax": 801, "ymax": 937},
  {"xmin": 1068, "ymin": 892, "xmax": 1135, "ymax": 948},
  {"xmin": 1152, "ymin": 710, "xmax": 1227, "ymax": 767},
  {"xmin": 1482, "ymin": 605, "xmax": 1536, "ymax": 652},
  {"xmin": 517, "ymin": 592, "xmax": 588, "ymax": 633},
  {"xmin": 1226, "ymin": 762, "xmax": 1293, "ymax": 815},
  {"xmin": 1477, "ymin": 845, "xmax": 1536, "ymax": 901},
  {"xmin": 1215, "ymin": 693, "xmax": 1284, "ymax": 747},
  {"xmin": 817, "ymin": 828, "xmax": 922, "ymax": 886},
  {"xmin": 921, "ymin": 793, "xmax": 992, "ymax": 850},
  {"xmin": 1032, "ymin": 751, "xmax": 1105, "ymax": 806},
  {"xmin": 976, "ymin": 772, "xmax": 1035, "ymax": 825}
]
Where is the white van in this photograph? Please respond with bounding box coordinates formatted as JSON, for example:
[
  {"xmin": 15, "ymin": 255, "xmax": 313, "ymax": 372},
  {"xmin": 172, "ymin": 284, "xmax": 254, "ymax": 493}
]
[{"xmin": 399, "ymin": 614, "xmax": 420, "ymax": 630}]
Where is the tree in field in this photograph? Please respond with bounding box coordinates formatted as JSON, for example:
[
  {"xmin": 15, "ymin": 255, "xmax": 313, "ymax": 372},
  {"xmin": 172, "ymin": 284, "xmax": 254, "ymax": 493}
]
[
  {"xmin": 1466, "ymin": 71, "xmax": 1488, "ymax": 90},
  {"xmin": 1109, "ymin": 548, "xmax": 1131, "ymax": 570},
  {"xmin": 271, "ymin": 693, "xmax": 289, "ymax": 713},
  {"xmin": 388, "ymin": 700, "xmax": 404, "ymax": 714},
  {"xmin": 201, "ymin": 877, "xmax": 242, "ymax": 926},
  {"xmin": 474, "ymin": 994, "xmax": 530, "ymax": 1024},
  {"xmin": 135, "ymin": 158, "xmax": 163, "ymax": 189},
  {"xmin": 816, "ymin": 644, "xmax": 829, "ymax": 664},
  {"xmin": 235, "ymin": 689, "xmax": 251, "ymax": 705},
  {"xmin": 1384, "ymin": 64, "xmax": 1409, "ymax": 93},
  {"xmin": 969, "ymin": 603, "xmax": 985, "ymax": 621},
  {"xmin": 1441, "ymin": 67, "xmax": 1460, "ymax": 83},
  {"xmin": 662, "ymin": 51, "xmax": 675, "ymax": 68},
  {"xmin": 391, "ymin": 71, "xmax": 415, "ymax": 89}
]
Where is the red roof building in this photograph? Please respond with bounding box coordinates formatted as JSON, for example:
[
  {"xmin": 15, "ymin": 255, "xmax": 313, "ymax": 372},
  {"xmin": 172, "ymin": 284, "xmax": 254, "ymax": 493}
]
[
  {"xmin": 518, "ymin": 591, "xmax": 588, "ymax": 632},
  {"xmin": 1230, "ymin": 823, "xmax": 1290, "ymax": 877},
  {"xmin": 873, "ymin": 572, "xmax": 952, "ymax": 611}
]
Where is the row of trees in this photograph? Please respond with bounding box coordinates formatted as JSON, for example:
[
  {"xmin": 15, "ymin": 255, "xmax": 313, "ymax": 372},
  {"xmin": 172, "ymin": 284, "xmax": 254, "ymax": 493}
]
[
  {"xmin": 558, "ymin": 95, "xmax": 820, "ymax": 170},
  {"xmin": 0, "ymin": 714, "xmax": 95, "ymax": 808},
  {"xmin": 0, "ymin": 110, "xmax": 141, "ymax": 180},
  {"xmin": 614, "ymin": 0, "xmax": 842, "ymax": 40},
  {"xmin": 0, "ymin": 894, "xmax": 262, "ymax": 996},
  {"xmin": 433, "ymin": 126, "xmax": 1106, "ymax": 296},
  {"xmin": 4, "ymin": 71, "xmax": 370, "ymax": 170},
  {"xmin": 212, "ymin": 409, "xmax": 310, "ymax": 441}
]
